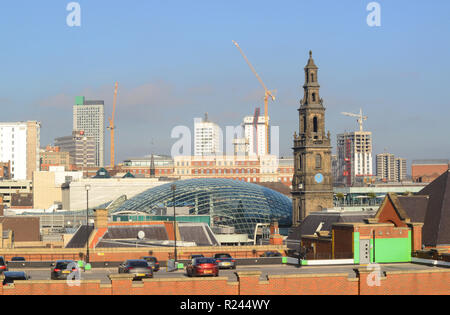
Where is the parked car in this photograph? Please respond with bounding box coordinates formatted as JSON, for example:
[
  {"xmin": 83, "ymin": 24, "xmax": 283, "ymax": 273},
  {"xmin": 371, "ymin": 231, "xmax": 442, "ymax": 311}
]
[
  {"xmin": 190, "ymin": 254, "xmax": 205, "ymax": 260},
  {"xmin": 118, "ymin": 259, "xmax": 153, "ymax": 279},
  {"xmin": 0, "ymin": 256, "xmax": 8, "ymax": 274},
  {"xmin": 50, "ymin": 260, "xmax": 79, "ymax": 280},
  {"xmin": 186, "ymin": 258, "xmax": 219, "ymax": 277},
  {"xmin": 260, "ymin": 251, "xmax": 282, "ymax": 257},
  {"xmin": 11, "ymin": 257, "xmax": 26, "ymax": 262},
  {"xmin": 213, "ymin": 253, "xmax": 236, "ymax": 269},
  {"xmin": 141, "ymin": 256, "xmax": 160, "ymax": 272},
  {"xmin": 2, "ymin": 271, "xmax": 29, "ymax": 286}
]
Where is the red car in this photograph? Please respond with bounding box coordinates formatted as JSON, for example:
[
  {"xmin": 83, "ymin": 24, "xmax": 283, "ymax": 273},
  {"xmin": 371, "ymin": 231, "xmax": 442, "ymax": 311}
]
[{"xmin": 186, "ymin": 258, "xmax": 219, "ymax": 277}]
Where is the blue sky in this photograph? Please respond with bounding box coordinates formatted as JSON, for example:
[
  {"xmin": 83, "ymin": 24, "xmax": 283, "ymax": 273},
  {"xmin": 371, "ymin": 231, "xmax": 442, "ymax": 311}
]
[{"xmin": 0, "ymin": 1, "xmax": 449, "ymax": 167}]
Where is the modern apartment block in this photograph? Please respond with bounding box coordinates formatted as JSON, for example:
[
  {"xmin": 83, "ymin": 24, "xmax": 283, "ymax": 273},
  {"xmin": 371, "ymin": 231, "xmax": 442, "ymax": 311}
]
[
  {"xmin": 243, "ymin": 114, "xmax": 270, "ymax": 156},
  {"xmin": 376, "ymin": 153, "xmax": 395, "ymax": 182},
  {"xmin": 194, "ymin": 114, "xmax": 222, "ymax": 156},
  {"xmin": 395, "ymin": 157, "xmax": 407, "ymax": 182},
  {"xmin": 0, "ymin": 121, "xmax": 40, "ymax": 180},
  {"xmin": 73, "ymin": 96, "xmax": 105, "ymax": 167},
  {"xmin": 336, "ymin": 131, "xmax": 373, "ymax": 186},
  {"xmin": 376, "ymin": 153, "xmax": 407, "ymax": 182},
  {"xmin": 55, "ymin": 131, "xmax": 96, "ymax": 169}
]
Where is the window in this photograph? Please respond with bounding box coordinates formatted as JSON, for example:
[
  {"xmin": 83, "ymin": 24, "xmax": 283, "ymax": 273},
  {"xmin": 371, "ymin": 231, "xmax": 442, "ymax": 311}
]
[
  {"xmin": 315, "ymin": 154, "xmax": 322, "ymax": 169},
  {"xmin": 313, "ymin": 117, "xmax": 318, "ymax": 133},
  {"xmin": 312, "ymin": 93, "xmax": 316, "ymax": 102}
]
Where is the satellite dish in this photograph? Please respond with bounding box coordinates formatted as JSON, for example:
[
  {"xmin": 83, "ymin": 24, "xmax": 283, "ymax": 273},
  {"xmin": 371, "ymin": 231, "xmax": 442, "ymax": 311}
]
[{"xmin": 137, "ymin": 231, "xmax": 145, "ymax": 240}]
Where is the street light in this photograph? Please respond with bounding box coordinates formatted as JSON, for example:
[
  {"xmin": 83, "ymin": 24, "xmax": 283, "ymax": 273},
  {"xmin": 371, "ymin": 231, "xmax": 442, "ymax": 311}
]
[
  {"xmin": 171, "ymin": 184, "xmax": 177, "ymax": 262},
  {"xmin": 85, "ymin": 184, "xmax": 91, "ymax": 263}
]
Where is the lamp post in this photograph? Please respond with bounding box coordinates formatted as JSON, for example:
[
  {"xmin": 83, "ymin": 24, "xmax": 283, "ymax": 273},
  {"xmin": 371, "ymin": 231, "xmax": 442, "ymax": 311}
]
[
  {"xmin": 171, "ymin": 184, "xmax": 177, "ymax": 262},
  {"xmin": 85, "ymin": 184, "xmax": 91, "ymax": 263}
]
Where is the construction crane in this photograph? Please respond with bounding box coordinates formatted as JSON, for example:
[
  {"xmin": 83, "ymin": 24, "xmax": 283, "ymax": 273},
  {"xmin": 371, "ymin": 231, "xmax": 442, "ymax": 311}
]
[
  {"xmin": 108, "ymin": 82, "xmax": 119, "ymax": 168},
  {"xmin": 341, "ymin": 108, "xmax": 368, "ymax": 132},
  {"xmin": 253, "ymin": 107, "xmax": 260, "ymax": 155},
  {"xmin": 233, "ymin": 40, "xmax": 276, "ymax": 155}
]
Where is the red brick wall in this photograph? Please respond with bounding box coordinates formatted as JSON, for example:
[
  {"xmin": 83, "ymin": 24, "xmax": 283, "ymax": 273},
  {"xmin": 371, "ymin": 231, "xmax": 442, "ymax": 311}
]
[
  {"xmin": 0, "ymin": 246, "xmax": 283, "ymax": 262},
  {"xmin": 412, "ymin": 164, "xmax": 448, "ymax": 183},
  {"xmin": 358, "ymin": 269, "xmax": 450, "ymax": 295},
  {"xmin": 3, "ymin": 269, "xmax": 447, "ymax": 295},
  {"xmin": 376, "ymin": 200, "xmax": 408, "ymax": 228}
]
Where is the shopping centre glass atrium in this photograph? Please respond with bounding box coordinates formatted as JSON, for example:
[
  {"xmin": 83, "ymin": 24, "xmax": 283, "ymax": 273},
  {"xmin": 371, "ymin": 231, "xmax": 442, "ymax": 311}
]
[{"xmin": 113, "ymin": 178, "xmax": 292, "ymax": 237}]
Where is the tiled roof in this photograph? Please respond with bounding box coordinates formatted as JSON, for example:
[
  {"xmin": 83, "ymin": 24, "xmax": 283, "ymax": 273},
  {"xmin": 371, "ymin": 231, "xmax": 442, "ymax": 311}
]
[
  {"xmin": 65, "ymin": 225, "xmax": 94, "ymax": 248},
  {"xmin": 396, "ymin": 196, "xmax": 429, "ymax": 223},
  {"xmin": 288, "ymin": 211, "xmax": 375, "ymax": 241},
  {"xmin": 418, "ymin": 170, "xmax": 450, "ymax": 246}
]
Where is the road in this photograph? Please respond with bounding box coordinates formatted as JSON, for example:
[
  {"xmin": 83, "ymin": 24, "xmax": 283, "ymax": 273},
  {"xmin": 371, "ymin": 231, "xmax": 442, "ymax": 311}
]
[{"xmin": 5, "ymin": 263, "xmax": 443, "ymax": 284}]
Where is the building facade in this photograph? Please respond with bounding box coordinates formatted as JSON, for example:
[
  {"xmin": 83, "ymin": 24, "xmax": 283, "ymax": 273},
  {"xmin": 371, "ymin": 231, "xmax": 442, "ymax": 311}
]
[
  {"xmin": 39, "ymin": 146, "xmax": 71, "ymax": 171},
  {"xmin": 122, "ymin": 155, "xmax": 174, "ymax": 178},
  {"xmin": 73, "ymin": 96, "xmax": 105, "ymax": 167},
  {"xmin": 0, "ymin": 180, "xmax": 32, "ymax": 208},
  {"xmin": 395, "ymin": 157, "xmax": 407, "ymax": 182},
  {"xmin": 0, "ymin": 121, "xmax": 40, "ymax": 180},
  {"xmin": 121, "ymin": 155, "xmax": 294, "ymax": 188},
  {"xmin": 291, "ymin": 51, "xmax": 334, "ymax": 226},
  {"xmin": 173, "ymin": 155, "xmax": 279, "ymax": 183},
  {"xmin": 0, "ymin": 162, "xmax": 11, "ymax": 180},
  {"xmin": 412, "ymin": 159, "xmax": 449, "ymax": 183},
  {"xmin": 55, "ymin": 131, "xmax": 96, "ymax": 170},
  {"xmin": 336, "ymin": 131, "xmax": 373, "ymax": 186},
  {"xmin": 243, "ymin": 114, "xmax": 270, "ymax": 156},
  {"xmin": 194, "ymin": 114, "xmax": 222, "ymax": 156},
  {"xmin": 376, "ymin": 153, "xmax": 407, "ymax": 182}
]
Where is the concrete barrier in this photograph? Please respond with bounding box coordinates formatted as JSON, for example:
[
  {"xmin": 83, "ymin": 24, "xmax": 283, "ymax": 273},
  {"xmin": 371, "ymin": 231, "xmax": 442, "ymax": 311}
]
[{"xmin": 6, "ymin": 257, "xmax": 284, "ymax": 269}]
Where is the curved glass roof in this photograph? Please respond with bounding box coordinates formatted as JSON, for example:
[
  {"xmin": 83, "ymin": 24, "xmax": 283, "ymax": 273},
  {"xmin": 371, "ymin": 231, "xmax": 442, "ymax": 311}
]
[{"xmin": 113, "ymin": 178, "xmax": 292, "ymax": 237}]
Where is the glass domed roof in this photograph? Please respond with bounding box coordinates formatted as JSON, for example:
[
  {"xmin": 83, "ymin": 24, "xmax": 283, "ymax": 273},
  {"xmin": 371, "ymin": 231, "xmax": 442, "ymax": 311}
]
[{"xmin": 113, "ymin": 178, "xmax": 292, "ymax": 237}]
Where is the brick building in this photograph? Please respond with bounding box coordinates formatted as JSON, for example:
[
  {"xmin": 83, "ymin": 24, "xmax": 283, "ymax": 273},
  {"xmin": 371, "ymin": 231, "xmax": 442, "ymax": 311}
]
[
  {"xmin": 297, "ymin": 193, "xmax": 423, "ymax": 262},
  {"xmin": 412, "ymin": 159, "xmax": 449, "ymax": 183},
  {"xmin": 39, "ymin": 146, "xmax": 71, "ymax": 171},
  {"xmin": 121, "ymin": 155, "xmax": 294, "ymax": 188}
]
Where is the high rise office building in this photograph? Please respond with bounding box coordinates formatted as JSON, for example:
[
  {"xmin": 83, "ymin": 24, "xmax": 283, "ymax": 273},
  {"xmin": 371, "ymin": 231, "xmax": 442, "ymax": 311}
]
[
  {"xmin": 0, "ymin": 121, "xmax": 40, "ymax": 180},
  {"xmin": 73, "ymin": 96, "xmax": 105, "ymax": 167},
  {"xmin": 55, "ymin": 131, "xmax": 96, "ymax": 169}
]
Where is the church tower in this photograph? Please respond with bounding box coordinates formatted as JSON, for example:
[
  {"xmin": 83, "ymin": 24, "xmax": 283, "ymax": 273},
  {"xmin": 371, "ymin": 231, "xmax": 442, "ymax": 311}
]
[{"xmin": 291, "ymin": 51, "xmax": 333, "ymax": 226}]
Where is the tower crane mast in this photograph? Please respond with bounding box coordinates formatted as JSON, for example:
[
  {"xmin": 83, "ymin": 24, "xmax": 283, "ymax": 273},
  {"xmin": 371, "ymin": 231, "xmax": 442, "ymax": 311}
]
[
  {"xmin": 233, "ymin": 40, "xmax": 275, "ymax": 155},
  {"xmin": 108, "ymin": 82, "xmax": 119, "ymax": 168}
]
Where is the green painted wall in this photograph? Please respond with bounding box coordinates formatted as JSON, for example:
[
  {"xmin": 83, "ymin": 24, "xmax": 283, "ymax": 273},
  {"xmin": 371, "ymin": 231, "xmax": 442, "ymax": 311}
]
[
  {"xmin": 353, "ymin": 232, "xmax": 360, "ymax": 264},
  {"xmin": 373, "ymin": 231, "xmax": 411, "ymax": 263}
]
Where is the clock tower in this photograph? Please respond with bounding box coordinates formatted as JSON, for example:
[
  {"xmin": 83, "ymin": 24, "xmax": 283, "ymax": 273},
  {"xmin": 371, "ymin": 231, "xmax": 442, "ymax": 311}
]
[{"xmin": 291, "ymin": 51, "xmax": 333, "ymax": 226}]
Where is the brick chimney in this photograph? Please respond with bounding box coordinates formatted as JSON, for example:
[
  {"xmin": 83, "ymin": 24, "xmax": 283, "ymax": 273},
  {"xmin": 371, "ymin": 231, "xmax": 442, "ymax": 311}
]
[
  {"xmin": 269, "ymin": 220, "xmax": 283, "ymax": 245},
  {"xmin": 94, "ymin": 209, "xmax": 108, "ymax": 229}
]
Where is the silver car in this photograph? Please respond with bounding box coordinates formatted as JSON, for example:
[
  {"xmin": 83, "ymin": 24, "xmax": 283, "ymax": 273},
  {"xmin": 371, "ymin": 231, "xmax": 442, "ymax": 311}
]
[
  {"xmin": 214, "ymin": 253, "xmax": 236, "ymax": 269},
  {"xmin": 118, "ymin": 259, "xmax": 153, "ymax": 279}
]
